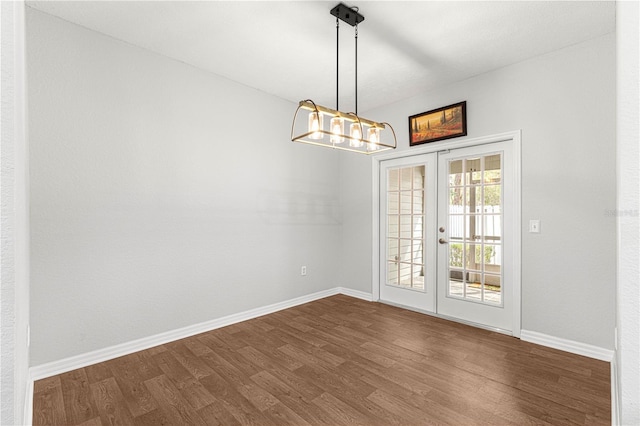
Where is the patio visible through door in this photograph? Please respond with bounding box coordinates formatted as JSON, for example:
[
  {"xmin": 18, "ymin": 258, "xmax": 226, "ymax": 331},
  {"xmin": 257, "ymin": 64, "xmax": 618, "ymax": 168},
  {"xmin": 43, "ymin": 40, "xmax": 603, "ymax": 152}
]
[{"xmin": 378, "ymin": 138, "xmax": 519, "ymax": 334}]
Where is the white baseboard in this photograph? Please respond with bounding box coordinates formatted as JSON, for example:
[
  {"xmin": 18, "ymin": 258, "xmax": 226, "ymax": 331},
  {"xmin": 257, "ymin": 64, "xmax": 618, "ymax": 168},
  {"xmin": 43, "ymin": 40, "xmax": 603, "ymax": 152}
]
[
  {"xmin": 611, "ymin": 354, "xmax": 620, "ymax": 425},
  {"xmin": 337, "ymin": 287, "xmax": 373, "ymax": 301},
  {"xmin": 520, "ymin": 329, "xmax": 614, "ymax": 362},
  {"xmin": 24, "ymin": 376, "xmax": 34, "ymax": 426},
  {"xmin": 29, "ymin": 287, "xmax": 373, "ymax": 382}
]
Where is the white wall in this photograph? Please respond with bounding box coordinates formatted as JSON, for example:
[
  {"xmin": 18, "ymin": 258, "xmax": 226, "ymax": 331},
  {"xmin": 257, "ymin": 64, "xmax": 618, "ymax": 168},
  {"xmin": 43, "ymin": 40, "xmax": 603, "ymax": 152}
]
[
  {"xmin": 341, "ymin": 34, "xmax": 617, "ymax": 350},
  {"xmin": 1, "ymin": 1, "xmax": 30, "ymax": 424},
  {"xmin": 27, "ymin": 8, "xmax": 342, "ymax": 366},
  {"xmin": 616, "ymin": 1, "xmax": 640, "ymax": 423}
]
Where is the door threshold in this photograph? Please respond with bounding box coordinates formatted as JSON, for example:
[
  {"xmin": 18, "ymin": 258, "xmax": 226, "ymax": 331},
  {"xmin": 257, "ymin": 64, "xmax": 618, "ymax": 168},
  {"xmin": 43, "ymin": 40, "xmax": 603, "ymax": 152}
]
[{"xmin": 378, "ymin": 299, "xmax": 514, "ymax": 337}]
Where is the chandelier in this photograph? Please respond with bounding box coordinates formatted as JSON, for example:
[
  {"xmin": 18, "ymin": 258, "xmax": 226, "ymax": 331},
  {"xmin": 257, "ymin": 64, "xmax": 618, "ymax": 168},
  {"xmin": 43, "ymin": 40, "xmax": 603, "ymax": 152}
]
[{"xmin": 291, "ymin": 3, "xmax": 397, "ymax": 154}]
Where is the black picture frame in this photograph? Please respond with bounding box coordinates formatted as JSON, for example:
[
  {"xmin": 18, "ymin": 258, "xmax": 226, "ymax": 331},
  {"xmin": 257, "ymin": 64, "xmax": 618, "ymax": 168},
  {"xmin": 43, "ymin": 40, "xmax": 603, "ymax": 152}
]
[{"xmin": 409, "ymin": 101, "xmax": 467, "ymax": 146}]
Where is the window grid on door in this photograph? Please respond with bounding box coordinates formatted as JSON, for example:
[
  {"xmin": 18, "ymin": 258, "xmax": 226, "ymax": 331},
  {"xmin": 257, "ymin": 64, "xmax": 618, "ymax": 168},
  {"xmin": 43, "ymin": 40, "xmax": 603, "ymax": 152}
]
[
  {"xmin": 447, "ymin": 154, "xmax": 502, "ymax": 305},
  {"xmin": 387, "ymin": 166, "xmax": 425, "ymax": 291}
]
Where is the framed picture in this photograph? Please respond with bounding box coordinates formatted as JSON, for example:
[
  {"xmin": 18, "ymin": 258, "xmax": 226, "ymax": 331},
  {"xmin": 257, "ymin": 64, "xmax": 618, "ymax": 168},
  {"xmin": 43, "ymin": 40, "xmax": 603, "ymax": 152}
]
[{"xmin": 409, "ymin": 101, "xmax": 467, "ymax": 146}]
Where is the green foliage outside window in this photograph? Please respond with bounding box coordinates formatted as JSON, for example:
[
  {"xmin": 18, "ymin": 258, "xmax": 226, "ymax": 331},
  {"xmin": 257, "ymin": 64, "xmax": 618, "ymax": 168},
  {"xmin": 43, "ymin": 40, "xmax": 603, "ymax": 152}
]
[{"xmin": 450, "ymin": 243, "xmax": 496, "ymax": 267}]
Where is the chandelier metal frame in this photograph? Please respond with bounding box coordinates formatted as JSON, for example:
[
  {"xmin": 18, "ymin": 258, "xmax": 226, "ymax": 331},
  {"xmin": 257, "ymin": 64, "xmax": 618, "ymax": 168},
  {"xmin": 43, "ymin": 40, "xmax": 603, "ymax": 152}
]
[{"xmin": 291, "ymin": 3, "xmax": 397, "ymax": 155}]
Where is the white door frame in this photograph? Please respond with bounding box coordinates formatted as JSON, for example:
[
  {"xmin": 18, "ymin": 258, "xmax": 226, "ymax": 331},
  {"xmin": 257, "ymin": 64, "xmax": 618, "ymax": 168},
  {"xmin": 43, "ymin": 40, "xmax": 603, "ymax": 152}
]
[{"xmin": 372, "ymin": 130, "xmax": 522, "ymax": 338}]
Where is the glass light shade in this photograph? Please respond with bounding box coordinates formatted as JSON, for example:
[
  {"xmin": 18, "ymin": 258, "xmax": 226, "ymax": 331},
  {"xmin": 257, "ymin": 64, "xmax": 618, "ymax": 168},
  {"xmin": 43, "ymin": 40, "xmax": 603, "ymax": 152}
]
[
  {"xmin": 368, "ymin": 127, "xmax": 380, "ymax": 150},
  {"xmin": 329, "ymin": 117, "xmax": 344, "ymax": 144},
  {"xmin": 308, "ymin": 111, "xmax": 323, "ymax": 140},
  {"xmin": 350, "ymin": 123, "xmax": 363, "ymax": 147}
]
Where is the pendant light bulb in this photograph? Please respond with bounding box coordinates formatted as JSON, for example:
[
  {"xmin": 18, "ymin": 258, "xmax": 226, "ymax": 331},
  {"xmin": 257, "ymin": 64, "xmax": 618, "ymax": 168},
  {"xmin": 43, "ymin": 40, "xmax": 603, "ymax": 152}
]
[
  {"xmin": 308, "ymin": 111, "xmax": 323, "ymax": 139},
  {"xmin": 330, "ymin": 116, "xmax": 344, "ymax": 144},
  {"xmin": 350, "ymin": 122, "xmax": 363, "ymax": 147},
  {"xmin": 368, "ymin": 127, "xmax": 380, "ymax": 149}
]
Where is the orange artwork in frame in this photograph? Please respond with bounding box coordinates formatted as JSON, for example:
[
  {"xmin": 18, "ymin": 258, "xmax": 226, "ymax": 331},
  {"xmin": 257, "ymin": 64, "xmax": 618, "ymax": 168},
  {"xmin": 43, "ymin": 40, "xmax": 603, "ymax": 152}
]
[{"xmin": 409, "ymin": 101, "xmax": 467, "ymax": 145}]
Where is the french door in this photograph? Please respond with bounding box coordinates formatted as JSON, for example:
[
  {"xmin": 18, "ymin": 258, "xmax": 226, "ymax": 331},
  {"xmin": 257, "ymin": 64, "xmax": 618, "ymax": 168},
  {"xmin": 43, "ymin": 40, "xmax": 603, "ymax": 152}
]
[
  {"xmin": 379, "ymin": 140, "xmax": 519, "ymax": 334},
  {"xmin": 379, "ymin": 154, "xmax": 437, "ymax": 312}
]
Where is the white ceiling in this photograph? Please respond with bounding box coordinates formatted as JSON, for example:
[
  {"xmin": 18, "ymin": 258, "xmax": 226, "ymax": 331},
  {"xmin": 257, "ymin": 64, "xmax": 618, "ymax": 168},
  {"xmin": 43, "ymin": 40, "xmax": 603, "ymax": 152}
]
[{"xmin": 27, "ymin": 1, "xmax": 616, "ymax": 112}]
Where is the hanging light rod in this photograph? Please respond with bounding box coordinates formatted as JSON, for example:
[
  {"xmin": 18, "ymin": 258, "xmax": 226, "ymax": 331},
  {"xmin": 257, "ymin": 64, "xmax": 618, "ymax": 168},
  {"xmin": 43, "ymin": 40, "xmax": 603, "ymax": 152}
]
[{"xmin": 291, "ymin": 3, "xmax": 397, "ymax": 155}]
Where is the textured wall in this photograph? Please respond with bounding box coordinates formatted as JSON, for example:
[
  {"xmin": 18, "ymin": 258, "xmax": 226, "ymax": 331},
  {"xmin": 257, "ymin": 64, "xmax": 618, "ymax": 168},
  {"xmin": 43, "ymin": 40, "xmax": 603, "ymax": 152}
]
[
  {"xmin": 1, "ymin": 1, "xmax": 29, "ymax": 424},
  {"xmin": 616, "ymin": 1, "xmax": 640, "ymax": 423}
]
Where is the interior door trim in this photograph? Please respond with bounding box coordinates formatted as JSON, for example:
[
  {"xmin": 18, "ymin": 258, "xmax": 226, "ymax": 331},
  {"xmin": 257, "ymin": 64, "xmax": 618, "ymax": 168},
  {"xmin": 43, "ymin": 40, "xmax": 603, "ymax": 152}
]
[{"xmin": 372, "ymin": 130, "xmax": 522, "ymax": 338}]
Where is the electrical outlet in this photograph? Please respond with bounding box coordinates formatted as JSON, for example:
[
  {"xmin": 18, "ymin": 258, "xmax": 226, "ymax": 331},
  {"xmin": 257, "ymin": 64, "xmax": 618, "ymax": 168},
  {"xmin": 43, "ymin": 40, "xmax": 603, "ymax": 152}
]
[{"xmin": 301, "ymin": 266, "xmax": 307, "ymax": 276}]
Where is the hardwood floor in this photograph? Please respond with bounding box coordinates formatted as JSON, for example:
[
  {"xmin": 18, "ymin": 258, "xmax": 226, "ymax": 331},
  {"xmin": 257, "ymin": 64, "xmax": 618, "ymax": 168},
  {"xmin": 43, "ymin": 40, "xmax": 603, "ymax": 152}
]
[{"xmin": 33, "ymin": 295, "xmax": 611, "ymax": 425}]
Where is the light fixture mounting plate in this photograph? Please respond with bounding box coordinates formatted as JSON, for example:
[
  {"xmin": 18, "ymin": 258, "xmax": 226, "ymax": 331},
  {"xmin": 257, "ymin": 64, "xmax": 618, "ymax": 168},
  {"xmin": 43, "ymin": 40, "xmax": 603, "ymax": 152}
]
[{"xmin": 330, "ymin": 3, "xmax": 364, "ymax": 27}]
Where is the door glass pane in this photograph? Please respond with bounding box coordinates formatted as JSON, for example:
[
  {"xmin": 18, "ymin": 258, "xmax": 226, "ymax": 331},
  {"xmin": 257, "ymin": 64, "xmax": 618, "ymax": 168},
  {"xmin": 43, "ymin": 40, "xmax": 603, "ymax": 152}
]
[
  {"xmin": 465, "ymin": 243, "xmax": 483, "ymax": 271},
  {"xmin": 484, "ymin": 185, "xmax": 501, "ymax": 212},
  {"xmin": 446, "ymin": 154, "xmax": 503, "ymax": 305},
  {"xmin": 399, "ymin": 263, "xmax": 412, "ymax": 284},
  {"xmin": 387, "ymin": 238, "xmax": 398, "ymax": 261},
  {"xmin": 466, "ymin": 157, "xmax": 481, "ymax": 184},
  {"xmin": 400, "ymin": 192, "xmax": 412, "ymax": 214},
  {"xmin": 449, "ymin": 187, "xmax": 465, "ymax": 212},
  {"xmin": 400, "ymin": 168, "xmax": 412, "ymax": 190},
  {"xmin": 412, "ymin": 240, "xmax": 423, "ymax": 263},
  {"xmin": 400, "ymin": 215, "xmax": 412, "ymax": 238},
  {"xmin": 388, "ymin": 169, "xmax": 399, "ymax": 190},
  {"xmin": 485, "ymin": 274, "xmax": 501, "ymax": 304},
  {"xmin": 449, "ymin": 216, "xmax": 463, "ymax": 242},
  {"xmin": 449, "ymin": 160, "xmax": 464, "ymax": 186},
  {"xmin": 483, "ymin": 215, "xmax": 501, "ymax": 242},
  {"xmin": 388, "ymin": 192, "xmax": 399, "ymax": 214},
  {"xmin": 465, "ymin": 274, "xmax": 482, "ymax": 301},
  {"xmin": 386, "ymin": 165, "xmax": 426, "ymax": 291},
  {"xmin": 388, "ymin": 215, "xmax": 398, "ymax": 238},
  {"xmin": 413, "ymin": 192, "xmax": 424, "ymax": 214},
  {"xmin": 388, "ymin": 262, "xmax": 398, "ymax": 285},
  {"xmin": 484, "ymin": 154, "xmax": 501, "ymax": 183},
  {"xmin": 449, "ymin": 243, "xmax": 463, "ymax": 268},
  {"xmin": 399, "ymin": 239, "xmax": 412, "ymax": 261},
  {"xmin": 466, "ymin": 215, "xmax": 481, "ymax": 241}
]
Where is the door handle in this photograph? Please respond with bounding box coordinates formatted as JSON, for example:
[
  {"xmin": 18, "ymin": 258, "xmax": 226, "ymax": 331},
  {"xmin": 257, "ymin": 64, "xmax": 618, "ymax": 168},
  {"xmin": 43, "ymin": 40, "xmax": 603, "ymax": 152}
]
[{"xmin": 439, "ymin": 238, "xmax": 448, "ymax": 244}]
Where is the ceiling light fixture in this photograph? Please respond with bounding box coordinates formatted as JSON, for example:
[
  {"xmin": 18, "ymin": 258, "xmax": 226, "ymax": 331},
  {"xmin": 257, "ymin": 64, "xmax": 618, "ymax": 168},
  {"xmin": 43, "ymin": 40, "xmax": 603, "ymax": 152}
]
[{"xmin": 291, "ymin": 3, "xmax": 397, "ymax": 154}]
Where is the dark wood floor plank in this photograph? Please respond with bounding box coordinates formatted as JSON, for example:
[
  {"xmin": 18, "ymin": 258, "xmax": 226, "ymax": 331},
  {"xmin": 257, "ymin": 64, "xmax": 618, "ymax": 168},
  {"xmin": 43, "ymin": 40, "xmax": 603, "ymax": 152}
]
[
  {"xmin": 152, "ymin": 349, "xmax": 216, "ymax": 410},
  {"xmin": 77, "ymin": 417, "xmax": 102, "ymax": 426},
  {"xmin": 263, "ymin": 402, "xmax": 313, "ymax": 426},
  {"xmin": 261, "ymin": 365, "xmax": 325, "ymax": 401},
  {"xmin": 311, "ymin": 392, "xmax": 377, "ymax": 426},
  {"xmin": 84, "ymin": 362, "xmax": 113, "ymax": 385},
  {"xmin": 132, "ymin": 408, "xmax": 173, "ymax": 426},
  {"xmin": 293, "ymin": 363, "xmax": 404, "ymax": 425},
  {"xmin": 144, "ymin": 374, "xmax": 206, "ymax": 425},
  {"xmin": 236, "ymin": 382, "xmax": 280, "ymax": 412},
  {"xmin": 249, "ymin": 370, "xmax": 336, "ymax": 425},
  {"xmin": 33, "ymin": 295, "xmax": 611, "ymax": 425},
  {"xmin": 59, "ymin": 368, "xmax": 97, "ymax": 424},
  {"xmin": 108, "ymin": 354, "xmax": 159, "ymax": 417},
  {"xmin": 32, "ymin": 376, "xmax": 67, "ymax": 426},
  {"xmin": 144, "ymin": 345, "xmax": 167, "ymax": 356},
  {"xmin": 165, "ymin": 341, "xmax": 215, "ymax": 379},
  {"xmin": 198, "ymin": 370, "xmax": 279, "ymax": 426},
  {"xmin": 90, "ymin": 377, "xmax": 135, "ymax": 425},
  {"xmin": 196, "ymin": 399, "xmax": 241, "ymax": 426}
]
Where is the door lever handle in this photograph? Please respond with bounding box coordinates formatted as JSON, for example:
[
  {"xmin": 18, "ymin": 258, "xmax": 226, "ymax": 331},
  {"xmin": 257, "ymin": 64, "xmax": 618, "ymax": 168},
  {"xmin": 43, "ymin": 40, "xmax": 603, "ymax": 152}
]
[{"xmin": 439, "ymin": 238, "xmax": 448, "ymax": 244}]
